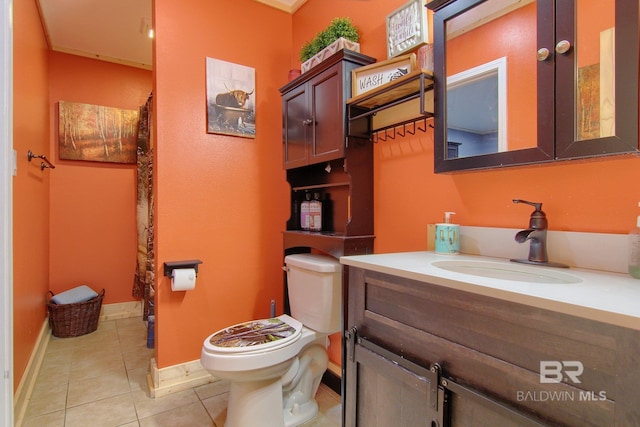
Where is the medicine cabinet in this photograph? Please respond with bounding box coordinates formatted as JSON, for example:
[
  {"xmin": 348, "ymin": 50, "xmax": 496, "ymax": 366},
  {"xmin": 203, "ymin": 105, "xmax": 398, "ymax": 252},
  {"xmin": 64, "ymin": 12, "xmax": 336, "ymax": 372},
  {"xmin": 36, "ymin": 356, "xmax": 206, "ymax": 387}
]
[{"xmin": 429, "ymin": 0, "xmax": 639, "ymax": 173}]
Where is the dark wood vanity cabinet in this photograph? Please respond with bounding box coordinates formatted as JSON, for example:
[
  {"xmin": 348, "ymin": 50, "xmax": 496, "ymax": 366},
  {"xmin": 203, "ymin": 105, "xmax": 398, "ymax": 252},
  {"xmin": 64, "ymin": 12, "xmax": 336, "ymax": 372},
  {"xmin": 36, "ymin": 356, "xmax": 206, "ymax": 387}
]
[{"xmin": 345, "ymin": 267, "xmax": 640, "ymax": 427}]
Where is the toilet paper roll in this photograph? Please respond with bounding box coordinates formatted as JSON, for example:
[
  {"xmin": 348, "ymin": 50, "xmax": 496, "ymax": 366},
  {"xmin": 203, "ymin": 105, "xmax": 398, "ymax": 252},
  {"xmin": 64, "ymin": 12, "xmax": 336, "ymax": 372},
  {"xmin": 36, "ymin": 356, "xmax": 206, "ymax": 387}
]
[{"xmin": 171, "ymin": 268, "xmax": 196, "ymax": 291}]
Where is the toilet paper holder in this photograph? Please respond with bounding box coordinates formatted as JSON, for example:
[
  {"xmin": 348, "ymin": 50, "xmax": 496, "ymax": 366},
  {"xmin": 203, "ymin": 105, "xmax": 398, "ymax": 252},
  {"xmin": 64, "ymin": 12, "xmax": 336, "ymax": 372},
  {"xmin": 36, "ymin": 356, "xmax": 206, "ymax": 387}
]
[{"xmin": 163, "ymin": 260, "xmax": 203, "ymax": 277}]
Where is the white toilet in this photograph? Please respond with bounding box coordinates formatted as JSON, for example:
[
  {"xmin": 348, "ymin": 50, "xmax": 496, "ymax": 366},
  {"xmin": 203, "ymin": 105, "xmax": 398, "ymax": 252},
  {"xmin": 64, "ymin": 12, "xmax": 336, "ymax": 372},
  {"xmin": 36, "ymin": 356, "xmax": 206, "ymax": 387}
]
[{"xmin": 200, "ymin": 253, "xmax": 342, "ymax": 427}]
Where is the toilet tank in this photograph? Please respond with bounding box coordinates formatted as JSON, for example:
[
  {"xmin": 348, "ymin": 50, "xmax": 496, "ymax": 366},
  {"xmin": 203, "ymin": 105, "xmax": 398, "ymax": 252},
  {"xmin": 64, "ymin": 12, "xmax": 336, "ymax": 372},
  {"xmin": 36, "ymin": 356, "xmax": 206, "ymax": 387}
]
[{"xmin": 284, "ymin": 254, "xmax": 342, "ymax": 334}]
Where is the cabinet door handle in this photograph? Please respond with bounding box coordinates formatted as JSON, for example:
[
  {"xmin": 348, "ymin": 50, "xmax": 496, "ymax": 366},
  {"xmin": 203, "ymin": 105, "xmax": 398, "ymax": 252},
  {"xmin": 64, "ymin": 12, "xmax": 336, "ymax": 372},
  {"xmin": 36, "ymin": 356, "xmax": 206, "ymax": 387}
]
[
  {"xmin": 555, "ymin": 40, "xmax": 571, "ymax": 55},
  {"xmin": 302, "ymin": 119, "xmax": 313, "ymax": 126},
  {"xmin": 536, "ymin": 47, "xmax": 550, "ymax": 62}
]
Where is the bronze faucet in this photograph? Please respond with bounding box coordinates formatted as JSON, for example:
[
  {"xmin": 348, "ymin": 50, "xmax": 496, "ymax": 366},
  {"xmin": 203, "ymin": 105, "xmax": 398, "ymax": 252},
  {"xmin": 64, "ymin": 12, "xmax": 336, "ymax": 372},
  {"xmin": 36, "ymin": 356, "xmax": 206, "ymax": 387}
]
[{"xmin": 511, "ymin": 199, "xmax": 569, "ymax": 268}]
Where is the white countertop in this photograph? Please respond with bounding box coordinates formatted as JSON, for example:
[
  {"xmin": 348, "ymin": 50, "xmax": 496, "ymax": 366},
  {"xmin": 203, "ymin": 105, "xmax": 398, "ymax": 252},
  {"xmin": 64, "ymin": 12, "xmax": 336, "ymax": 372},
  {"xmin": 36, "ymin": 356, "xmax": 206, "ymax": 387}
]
[{"xmin": 340, "ymin": 251, "xmax": 640, "ymax": 331}]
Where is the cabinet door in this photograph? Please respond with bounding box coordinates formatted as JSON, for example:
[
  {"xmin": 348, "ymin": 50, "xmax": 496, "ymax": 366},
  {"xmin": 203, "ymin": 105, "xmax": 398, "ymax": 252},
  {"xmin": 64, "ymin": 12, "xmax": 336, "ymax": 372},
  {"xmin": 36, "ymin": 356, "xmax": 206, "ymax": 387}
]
[
  {"xmin": 283, "ymin": 84, "xmax": 309, "ymax": 169},
  {"xmin": 344, "ymin": 331, "xmax": 444, "ymax": 427},
  {"xmin": 554, "ymin": 0, "xmax": 638, "ymax": 158},
  {"xmin": 444, "ymin": 379, "xmax": 547, "ymax": 427},
  {"xmin": 309, "ymin": 64, "xmax": 345, "ymax": 163}
]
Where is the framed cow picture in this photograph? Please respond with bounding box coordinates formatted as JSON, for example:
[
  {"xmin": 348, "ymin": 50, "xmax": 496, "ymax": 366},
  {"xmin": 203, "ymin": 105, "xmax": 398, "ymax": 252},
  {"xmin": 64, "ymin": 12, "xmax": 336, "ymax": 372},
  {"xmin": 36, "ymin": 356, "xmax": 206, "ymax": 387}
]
[{"xmin": 206, "ymin": 57, "xmax": 256, "ymax": 138}]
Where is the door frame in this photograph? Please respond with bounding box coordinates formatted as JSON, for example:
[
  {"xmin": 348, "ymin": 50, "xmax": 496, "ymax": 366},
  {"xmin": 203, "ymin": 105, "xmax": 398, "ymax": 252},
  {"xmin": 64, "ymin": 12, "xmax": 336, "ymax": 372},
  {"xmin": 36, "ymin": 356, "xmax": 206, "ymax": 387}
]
[{"xmin": 1, "ymin": 0, "xmax": 14, "ymax": 425}]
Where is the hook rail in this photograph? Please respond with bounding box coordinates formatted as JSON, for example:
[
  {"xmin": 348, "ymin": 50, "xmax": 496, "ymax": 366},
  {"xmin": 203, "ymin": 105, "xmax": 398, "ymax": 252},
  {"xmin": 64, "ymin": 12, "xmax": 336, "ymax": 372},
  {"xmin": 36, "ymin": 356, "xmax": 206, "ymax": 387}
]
[
  {"xmin": 372, "ymin": 117, "xmax": 432, "ymax": 143},
  {"xmin": 28, "ymin": 150, "xmax": 55, "ymax": 170}
]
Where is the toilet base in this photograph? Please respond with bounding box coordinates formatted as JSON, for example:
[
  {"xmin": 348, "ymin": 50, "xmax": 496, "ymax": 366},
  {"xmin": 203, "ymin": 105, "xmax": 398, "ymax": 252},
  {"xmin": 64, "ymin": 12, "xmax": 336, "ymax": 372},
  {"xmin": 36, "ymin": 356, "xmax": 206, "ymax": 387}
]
[
  {"xmin": 284, "ymin": 398, "xmax": 318, "ymax": 427},
  {"xmin": 282, "ymin": 344, "xmax": 327, "ymax": 426},
  {"xmin": 225, "ymin": 378, "xmax": 284, "ymax": 427}
]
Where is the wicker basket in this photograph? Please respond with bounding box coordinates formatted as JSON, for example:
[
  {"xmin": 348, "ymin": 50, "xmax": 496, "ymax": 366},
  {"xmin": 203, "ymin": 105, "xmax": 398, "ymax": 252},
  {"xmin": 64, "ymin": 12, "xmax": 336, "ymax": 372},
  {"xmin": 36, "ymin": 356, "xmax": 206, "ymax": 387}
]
[{"xmin": 47, "ymin": 289, "xmax": 105, "ymax": 338}]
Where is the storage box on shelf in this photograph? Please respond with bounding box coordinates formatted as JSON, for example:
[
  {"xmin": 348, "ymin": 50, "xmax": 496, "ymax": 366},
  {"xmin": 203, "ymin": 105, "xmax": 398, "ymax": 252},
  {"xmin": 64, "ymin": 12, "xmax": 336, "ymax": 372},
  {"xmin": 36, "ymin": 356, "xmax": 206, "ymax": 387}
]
[
  {"xmin": 301, "ymin": 37, "xmax": 361, "ymax": 74},
  {"xmin": 347, "ymin": 68, "xmax": 435, "ymax": 142}
]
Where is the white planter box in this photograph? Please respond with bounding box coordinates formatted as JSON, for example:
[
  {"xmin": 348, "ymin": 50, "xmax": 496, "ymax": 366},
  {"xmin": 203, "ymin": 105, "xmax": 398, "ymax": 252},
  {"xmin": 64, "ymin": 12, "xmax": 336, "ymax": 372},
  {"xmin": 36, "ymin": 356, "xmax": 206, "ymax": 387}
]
[{"xmin": 301, "ymin": 37, "xmax": 361, "ymax": 73}]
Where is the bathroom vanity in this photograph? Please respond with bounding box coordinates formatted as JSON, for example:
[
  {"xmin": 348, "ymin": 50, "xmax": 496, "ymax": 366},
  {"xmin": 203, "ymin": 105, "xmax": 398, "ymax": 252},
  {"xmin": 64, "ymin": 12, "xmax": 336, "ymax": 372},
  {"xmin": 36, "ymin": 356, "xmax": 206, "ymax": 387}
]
[{"xmin": 341, "ymin": 252, "xmax": 640, "ymax": 426}]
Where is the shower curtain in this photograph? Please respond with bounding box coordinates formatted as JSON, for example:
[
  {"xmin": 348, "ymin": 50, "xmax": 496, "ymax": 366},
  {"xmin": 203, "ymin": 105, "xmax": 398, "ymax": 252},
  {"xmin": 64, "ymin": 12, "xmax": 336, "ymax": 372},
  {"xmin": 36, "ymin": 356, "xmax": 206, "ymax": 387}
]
[{"xmin": 132, "ymin": 93, "xmax": 154, "ymax": 319}]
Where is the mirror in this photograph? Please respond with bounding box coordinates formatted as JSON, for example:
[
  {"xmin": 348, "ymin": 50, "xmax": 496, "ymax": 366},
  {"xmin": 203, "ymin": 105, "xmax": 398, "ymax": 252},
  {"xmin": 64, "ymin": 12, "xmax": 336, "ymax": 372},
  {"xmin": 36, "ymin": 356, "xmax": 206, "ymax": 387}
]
[
  {"xmin": 447, "ymin": 56, "xmax": 507, "ymax": 158},
  {"xmin": 555, "ymin": 0, "xmax": 638, "ymax": 158},
  {"xmin": 430, "ymin": 0, "xmax": 638, "ymax": 172},
  {"xmin": 445, "ymin": 0, "xmax": 535, "ymax": 160},
  {"xmin": 575, "ymin": 2, "xmax": 615, "ymax": 142}
]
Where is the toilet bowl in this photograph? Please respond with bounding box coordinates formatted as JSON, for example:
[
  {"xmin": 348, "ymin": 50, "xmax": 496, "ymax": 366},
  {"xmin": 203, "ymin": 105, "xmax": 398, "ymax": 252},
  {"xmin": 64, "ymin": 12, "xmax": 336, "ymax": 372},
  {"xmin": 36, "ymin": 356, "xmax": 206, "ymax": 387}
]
[
  {"xmin": 201, "ymin": 315, "xmax": 329, "ymax": 427},
  {"xmin": 200, "ymin": 254, "xmax": 342, "ymax": 427}
]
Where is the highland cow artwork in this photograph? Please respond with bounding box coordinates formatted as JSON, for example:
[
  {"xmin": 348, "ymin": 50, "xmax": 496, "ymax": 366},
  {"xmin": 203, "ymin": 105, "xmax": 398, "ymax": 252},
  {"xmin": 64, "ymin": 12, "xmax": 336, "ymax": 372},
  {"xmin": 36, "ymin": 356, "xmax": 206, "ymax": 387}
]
[
  {"xmin": 58, "ymin": 101, "xmax": 139, "ymax": 164},
  {"xmin": 206, "ymin": 57, "xmax": 256, "ymax": 138}
]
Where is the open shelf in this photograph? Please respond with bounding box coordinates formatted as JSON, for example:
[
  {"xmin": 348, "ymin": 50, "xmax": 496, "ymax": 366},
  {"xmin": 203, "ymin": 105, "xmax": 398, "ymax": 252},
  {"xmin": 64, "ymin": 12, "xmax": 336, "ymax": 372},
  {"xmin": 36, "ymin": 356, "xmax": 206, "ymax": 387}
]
[
  {"xmin": 282, "ymin": 230, "xmax": 375, "ymax": 259},
  {"xmin": 347, "ymin": 69, "xmax": 435, "ymax": 139},
  {"xmin": 291, "ymin": 181, "xmax": 350, "ymax": 192}
]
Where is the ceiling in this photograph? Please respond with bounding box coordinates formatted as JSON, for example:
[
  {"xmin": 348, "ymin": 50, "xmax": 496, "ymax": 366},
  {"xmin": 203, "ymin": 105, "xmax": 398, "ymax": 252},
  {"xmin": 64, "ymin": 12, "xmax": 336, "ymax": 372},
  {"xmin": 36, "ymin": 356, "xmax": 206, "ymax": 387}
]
[{"xmin": 37, "ymin": 0, "xmax": 308, "ymax": 71}]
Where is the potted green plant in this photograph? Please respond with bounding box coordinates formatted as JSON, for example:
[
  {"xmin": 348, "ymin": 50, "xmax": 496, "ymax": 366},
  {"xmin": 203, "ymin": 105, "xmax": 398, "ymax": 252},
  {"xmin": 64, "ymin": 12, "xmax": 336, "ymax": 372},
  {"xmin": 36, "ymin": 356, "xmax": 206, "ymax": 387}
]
[{"xmin": 300, "ymin": 17, "xmax": 360, "ymax": 73}]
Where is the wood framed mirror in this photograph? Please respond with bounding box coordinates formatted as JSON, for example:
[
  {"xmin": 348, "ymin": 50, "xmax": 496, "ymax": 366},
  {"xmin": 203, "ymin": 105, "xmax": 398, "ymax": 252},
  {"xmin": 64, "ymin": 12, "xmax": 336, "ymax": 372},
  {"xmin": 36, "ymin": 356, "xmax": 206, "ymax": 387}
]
[{"xmin": 429, "ymin": 0, "xmax": 638, "ymax": 173}]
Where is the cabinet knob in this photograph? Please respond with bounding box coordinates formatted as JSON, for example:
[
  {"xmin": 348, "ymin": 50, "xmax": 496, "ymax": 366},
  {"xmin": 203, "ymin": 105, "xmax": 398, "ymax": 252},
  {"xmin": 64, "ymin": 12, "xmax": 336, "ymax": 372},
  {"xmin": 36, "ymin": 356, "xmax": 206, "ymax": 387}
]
[
  {"xmin": 302, "ymin": 119, "xmax": 313, "ymax": 126},
  {"xmin": 555, "ymin": 40, "xmax": 571, "ymax": 55},
  {"xmin": 536, "ymin": 47, "xmax": 550, "ymax": 62}
]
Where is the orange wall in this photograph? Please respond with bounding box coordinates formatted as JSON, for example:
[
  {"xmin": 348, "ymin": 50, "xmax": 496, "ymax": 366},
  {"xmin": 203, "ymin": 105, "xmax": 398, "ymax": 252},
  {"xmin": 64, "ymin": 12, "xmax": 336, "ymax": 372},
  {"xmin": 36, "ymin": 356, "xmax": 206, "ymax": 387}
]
[
  {"xmin": 12, "ymin": 0, "xmax": 50, "ymax": 390},
  {"xmin": 153, "ymin": 0, "xmax": 292, "ymax": 368},
  {"xmin": 293, "ymin": 0, "xmax": 640, "ymax": 258},
  {"xmin": 48, "ymin": 52, "xmax": 152, "ymax": 304}
]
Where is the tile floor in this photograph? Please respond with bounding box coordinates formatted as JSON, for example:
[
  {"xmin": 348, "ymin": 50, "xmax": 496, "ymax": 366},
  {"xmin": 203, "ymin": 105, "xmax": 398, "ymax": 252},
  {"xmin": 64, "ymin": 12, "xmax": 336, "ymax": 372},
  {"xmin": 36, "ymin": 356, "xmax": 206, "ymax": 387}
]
[{"xmin": 21, "ymin": 317, "xmax": 342, "ymax": 427}]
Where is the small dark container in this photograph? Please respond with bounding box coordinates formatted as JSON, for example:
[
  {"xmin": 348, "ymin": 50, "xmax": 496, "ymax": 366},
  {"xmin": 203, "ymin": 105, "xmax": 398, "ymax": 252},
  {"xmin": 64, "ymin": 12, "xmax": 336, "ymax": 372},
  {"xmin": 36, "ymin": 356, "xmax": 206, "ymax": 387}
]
[{"xmin": 147, "ymin": 315, "xmax": 155, "ymax": 349}]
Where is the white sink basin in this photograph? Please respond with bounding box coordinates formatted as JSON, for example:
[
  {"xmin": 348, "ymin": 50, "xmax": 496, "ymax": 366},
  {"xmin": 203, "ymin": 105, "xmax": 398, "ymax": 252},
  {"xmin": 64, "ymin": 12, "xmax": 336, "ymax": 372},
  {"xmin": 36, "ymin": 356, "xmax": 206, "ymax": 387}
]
[{"xmin": 432, "ymin": 260, "xmax": 582, "ymax": 284}]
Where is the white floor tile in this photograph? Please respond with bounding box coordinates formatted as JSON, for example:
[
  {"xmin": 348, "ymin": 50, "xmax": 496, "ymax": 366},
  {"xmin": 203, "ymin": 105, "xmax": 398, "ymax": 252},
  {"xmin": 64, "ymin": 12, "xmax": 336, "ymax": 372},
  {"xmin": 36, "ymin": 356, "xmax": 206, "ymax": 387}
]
[
  {"xmin": 23, "ymin": 317, "xmax": 343, "ymax": 426},
  {"xmin": 64, "ymin": 393, "xmax": 138, "ymax": 427}
]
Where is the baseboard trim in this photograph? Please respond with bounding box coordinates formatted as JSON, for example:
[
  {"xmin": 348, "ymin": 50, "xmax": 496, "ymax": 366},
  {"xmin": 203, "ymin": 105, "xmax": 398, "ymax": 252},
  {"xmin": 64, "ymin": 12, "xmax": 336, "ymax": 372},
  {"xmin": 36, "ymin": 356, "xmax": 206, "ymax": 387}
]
[
  {"xmin": 100, "ymin": 300, "xmax": 142, "ymax": 321},
  {"xmin": 13, "ymin": 319, "xmax": 50, "ymax": 427},
  {"xmin": 147, "ymin": 357, "xmax": 217, "ymax": 399},
  {"xmin": 322, "ymin": 361, "xmax": 342, "ymax": 396},
  {"xmin": 147, "ymin": 357, "xmax": 342, "ymax": 400}
]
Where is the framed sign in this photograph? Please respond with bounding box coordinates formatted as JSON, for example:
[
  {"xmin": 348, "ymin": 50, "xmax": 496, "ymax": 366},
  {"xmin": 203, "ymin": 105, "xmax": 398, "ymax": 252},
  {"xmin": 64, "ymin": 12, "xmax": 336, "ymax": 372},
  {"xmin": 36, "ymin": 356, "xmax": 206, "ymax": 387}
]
[
  {"xmin": 351, "ymin": 53, "xmax": 417, "ymax": 97},
  {"xmin": 206, "ymin": 57, "xmax": 256, "ymax": 138},
  {"xmin": 386, "ymin": 0, "xmax": 429, "ymax": 58}
]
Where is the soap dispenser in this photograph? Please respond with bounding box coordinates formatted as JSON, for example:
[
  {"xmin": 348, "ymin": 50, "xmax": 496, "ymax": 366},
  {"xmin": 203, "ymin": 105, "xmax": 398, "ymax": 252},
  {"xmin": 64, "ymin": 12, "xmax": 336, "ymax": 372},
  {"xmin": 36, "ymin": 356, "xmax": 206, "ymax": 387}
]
[
  {"xmin": 628, "ymin": 202, "xmax": 640, "ymax": 279},
  {"xmin": 435, "ymin": 211, "xmax": 460, "ymax": 254}
]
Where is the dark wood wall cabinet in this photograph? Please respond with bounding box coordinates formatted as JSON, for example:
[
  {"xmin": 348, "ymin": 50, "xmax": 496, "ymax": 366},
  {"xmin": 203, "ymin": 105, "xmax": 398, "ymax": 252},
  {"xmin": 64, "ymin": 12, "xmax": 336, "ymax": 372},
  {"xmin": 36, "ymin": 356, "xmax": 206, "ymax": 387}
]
[
  {"xmin": 345, "ymin": 267, "xmax": 640, "ymax": 427},
  {"xmin": 280, "ymin": 50, "xmax": 376, "ymax": 258}
]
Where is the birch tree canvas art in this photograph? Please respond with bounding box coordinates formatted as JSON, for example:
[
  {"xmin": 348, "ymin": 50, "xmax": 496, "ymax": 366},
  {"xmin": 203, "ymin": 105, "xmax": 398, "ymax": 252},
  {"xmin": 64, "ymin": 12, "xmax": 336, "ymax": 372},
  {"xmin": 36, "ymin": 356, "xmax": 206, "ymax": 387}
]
[{"xmin": 58, "ymin": 101, "xmax": 139, "ymax": 164}]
